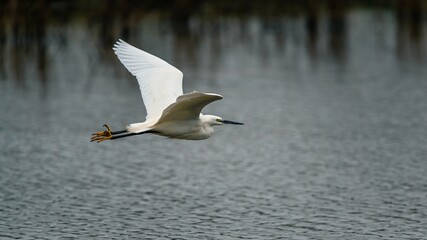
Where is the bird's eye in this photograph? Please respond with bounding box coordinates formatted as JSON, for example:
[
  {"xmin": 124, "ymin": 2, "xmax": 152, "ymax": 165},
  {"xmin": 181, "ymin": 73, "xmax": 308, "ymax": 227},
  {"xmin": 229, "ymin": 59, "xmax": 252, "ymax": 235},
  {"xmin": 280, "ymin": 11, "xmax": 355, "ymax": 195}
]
[{"xmin": 216, "ymin": 119, "xmax": 221, "ymax": 122}]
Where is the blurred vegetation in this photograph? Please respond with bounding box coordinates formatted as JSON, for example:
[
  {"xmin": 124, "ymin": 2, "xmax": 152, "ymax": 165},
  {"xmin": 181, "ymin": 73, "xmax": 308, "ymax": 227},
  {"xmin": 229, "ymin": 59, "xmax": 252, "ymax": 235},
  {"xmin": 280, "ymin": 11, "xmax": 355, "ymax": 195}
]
[
  {"xmin": 0, "ymin": 0, "xmax": 426, "ymax": 87},
  {"xmin": 1, "ymin": 0, "xmax": 425, "ymax": 22},
  {"xmin": 1, "ymin": 0, "xmax": 425, "ymax": 46},
  {"xmin": 1, "ymin": 0, "xmax": 425, "ymax": 45}
]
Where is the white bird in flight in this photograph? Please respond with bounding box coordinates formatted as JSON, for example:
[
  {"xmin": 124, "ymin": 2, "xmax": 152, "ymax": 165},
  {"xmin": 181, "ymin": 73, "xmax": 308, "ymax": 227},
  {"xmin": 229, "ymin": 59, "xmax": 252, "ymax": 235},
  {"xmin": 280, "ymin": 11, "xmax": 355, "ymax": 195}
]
[{"xmin": 91, "ymin": 39, "xmax": 243, "ymax": 143}]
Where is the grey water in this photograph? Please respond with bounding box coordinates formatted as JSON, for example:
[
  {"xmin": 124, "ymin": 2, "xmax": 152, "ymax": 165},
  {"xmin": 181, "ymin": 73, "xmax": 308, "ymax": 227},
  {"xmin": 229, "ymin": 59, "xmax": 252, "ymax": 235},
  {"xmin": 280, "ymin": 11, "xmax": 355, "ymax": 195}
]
[{"xmin": 1, "ymin": 6, "xmax": 427, "ymax": 240}]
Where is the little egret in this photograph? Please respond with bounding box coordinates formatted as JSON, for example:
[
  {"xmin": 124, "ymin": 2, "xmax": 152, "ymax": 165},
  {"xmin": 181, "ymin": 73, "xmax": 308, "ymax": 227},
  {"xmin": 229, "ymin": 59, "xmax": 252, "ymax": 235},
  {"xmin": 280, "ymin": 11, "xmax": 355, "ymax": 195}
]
[{"xmin": 91, "ymin": 39, "xmax": 243, "ymax": 143}]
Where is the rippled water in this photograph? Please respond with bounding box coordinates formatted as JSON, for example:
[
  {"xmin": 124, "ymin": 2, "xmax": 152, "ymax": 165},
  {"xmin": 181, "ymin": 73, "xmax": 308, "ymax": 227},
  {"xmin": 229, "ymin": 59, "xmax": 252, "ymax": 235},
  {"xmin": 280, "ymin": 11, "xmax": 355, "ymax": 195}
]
[{"xmin": 1, "ymin": 8, "xmax": 427, "ymax": 239}]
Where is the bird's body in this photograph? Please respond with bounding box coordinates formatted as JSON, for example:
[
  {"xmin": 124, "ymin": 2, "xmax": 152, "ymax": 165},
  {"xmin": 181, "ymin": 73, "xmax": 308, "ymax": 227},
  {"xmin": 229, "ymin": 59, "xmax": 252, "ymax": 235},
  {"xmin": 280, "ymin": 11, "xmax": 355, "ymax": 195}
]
[
  {"xmin": 91, "ymin": 39, "xmax": 242, "ymax": 143},
  {"xmin": 154, "ymin": 116, "xmax": 214, "ymax": 140}
]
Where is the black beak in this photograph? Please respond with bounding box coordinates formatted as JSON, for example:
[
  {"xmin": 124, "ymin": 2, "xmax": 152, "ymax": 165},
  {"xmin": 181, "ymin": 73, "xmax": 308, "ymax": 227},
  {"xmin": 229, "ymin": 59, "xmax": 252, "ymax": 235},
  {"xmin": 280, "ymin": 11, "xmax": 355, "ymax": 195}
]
[{"xmin": 222, "ymin": 119, "xmax": 244, "ymax": 125}]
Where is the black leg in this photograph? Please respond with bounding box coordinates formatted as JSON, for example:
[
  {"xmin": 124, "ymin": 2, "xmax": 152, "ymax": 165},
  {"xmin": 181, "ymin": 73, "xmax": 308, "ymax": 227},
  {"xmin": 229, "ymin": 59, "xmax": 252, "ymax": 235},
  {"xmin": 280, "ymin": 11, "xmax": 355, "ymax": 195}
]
[
  {"xmin": 111, "ymin": 133, "xmax": 136, "ymax": 140},
  {"xmin": 111, "ymin": 129, "xmax": 128, "ymax": 135},
  {"xmin": 110, "ymin": 130, "xmax": 159, "ymax": 140},
  {"xmin": 91, "ymin": 124, "xmax": 159, "ymax": 143}
]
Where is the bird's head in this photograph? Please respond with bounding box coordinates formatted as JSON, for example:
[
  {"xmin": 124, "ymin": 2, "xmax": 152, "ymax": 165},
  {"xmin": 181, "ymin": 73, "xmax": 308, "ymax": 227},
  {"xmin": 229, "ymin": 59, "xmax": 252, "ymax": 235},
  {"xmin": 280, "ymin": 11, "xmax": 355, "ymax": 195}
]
[{"xmin": 203, "ymin": 115, "xmax": 244, "ymax": 126}]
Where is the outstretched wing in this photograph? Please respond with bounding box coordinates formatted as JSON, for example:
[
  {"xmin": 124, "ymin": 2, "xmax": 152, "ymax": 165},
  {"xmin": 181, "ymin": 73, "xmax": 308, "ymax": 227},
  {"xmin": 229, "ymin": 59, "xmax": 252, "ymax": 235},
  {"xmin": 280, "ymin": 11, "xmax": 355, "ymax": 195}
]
[
  {"xmin": 156, "ymin": 92, "xmax": 223, "ymax": 124},
  {"xmin": 113, "ymin": 39, "xmax": 183, "ymax": 121}
]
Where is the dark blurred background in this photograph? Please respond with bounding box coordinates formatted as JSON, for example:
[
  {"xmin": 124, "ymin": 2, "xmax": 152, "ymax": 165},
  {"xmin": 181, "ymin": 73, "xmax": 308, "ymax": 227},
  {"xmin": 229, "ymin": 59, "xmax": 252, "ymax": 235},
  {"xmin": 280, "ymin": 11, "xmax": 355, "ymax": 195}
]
[
  {"xmin": 1, "ymin": 1, "xmax": 427, "ymax": 239},
  {"xmin": 1, "ymin": 0, "xmax": 426, "ymax": 88}
]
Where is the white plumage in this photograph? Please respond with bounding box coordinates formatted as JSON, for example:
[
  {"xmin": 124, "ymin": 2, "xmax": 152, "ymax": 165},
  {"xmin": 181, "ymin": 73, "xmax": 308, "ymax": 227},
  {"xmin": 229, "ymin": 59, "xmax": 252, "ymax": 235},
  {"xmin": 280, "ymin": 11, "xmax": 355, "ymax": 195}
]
[
  {"xmin": 113, "ymin": 39, "xmax": 183, "ymax": 121},
  {"xmin": 91, "ymin": 39, "xmax": 243, "ymax": 143}
]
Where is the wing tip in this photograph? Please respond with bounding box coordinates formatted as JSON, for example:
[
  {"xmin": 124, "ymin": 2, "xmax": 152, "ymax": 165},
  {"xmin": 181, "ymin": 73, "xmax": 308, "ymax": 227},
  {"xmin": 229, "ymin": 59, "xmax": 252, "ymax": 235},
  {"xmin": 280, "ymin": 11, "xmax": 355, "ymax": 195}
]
[
  {"xmin": 180, "ymin": 92, "xmax": 223, "ymax": 101},
  {"xmin": 112, "ymin": 39, "xmax": 127, "ymax": 51},
  {"xmin": 204, "ymin": 92, "xmax": 223, "ymax": 99}
]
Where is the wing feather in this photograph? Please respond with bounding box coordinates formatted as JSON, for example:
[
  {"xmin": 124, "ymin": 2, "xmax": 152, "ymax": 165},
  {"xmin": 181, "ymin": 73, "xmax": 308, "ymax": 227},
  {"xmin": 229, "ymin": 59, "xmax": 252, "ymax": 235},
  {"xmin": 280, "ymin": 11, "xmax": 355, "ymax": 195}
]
[
  {"xmin": 113, "ymin": 39, "xmax": 183, "ymax": 120},
  {"xmin": 156, "ymin": 92, "xmax": 223, "ymax": 124}
]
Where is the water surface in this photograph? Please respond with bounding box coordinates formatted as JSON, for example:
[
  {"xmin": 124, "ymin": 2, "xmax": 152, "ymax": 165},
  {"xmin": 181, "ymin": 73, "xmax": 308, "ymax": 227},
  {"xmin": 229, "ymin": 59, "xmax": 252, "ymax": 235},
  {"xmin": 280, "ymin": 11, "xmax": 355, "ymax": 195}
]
[{"xmin": 1, "ymin": 6, "xmax": 427, "ymax": 239}]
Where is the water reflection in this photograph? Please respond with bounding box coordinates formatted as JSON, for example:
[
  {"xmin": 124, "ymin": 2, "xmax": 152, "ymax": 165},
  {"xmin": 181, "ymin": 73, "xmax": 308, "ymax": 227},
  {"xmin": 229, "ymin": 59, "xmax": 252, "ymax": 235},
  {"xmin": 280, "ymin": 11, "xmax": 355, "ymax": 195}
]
[
  {"xmin": 0, "ymin": 0, "xmax": 426, "ymax": 92},
  {"xmin": 326, "ymin": 1, "xmax": 348, "ymax": 63},
  {"xmin": 305, "ymin": 1, "xmax": 320, "ymax": 60},
  {"xmin": 395, "ymin": 0, "xmax": 425, "ymax": 60},
  {"xmin": 2, "ymin": 0, "xmax": 49, "ymax": 90}
]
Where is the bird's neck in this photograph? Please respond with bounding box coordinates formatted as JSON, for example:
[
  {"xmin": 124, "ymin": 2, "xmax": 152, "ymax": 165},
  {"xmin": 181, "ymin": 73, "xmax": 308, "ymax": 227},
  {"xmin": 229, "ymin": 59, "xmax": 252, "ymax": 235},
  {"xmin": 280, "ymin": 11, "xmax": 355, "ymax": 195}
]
[
  {"xmin": 200, "ymin": 115, "xmax": 215, "ymax": 134},
  {"xmin": 202, "ymin": 123, "xmax": 215, "ymax": 136}
]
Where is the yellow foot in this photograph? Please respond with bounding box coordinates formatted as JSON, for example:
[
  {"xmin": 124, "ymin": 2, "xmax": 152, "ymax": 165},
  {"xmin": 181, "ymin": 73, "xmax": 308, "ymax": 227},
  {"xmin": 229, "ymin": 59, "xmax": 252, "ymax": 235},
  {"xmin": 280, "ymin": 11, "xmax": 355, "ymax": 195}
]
[{"xmin": 91, "ymin": 124, "xmax": 113, "ymax": 143}]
